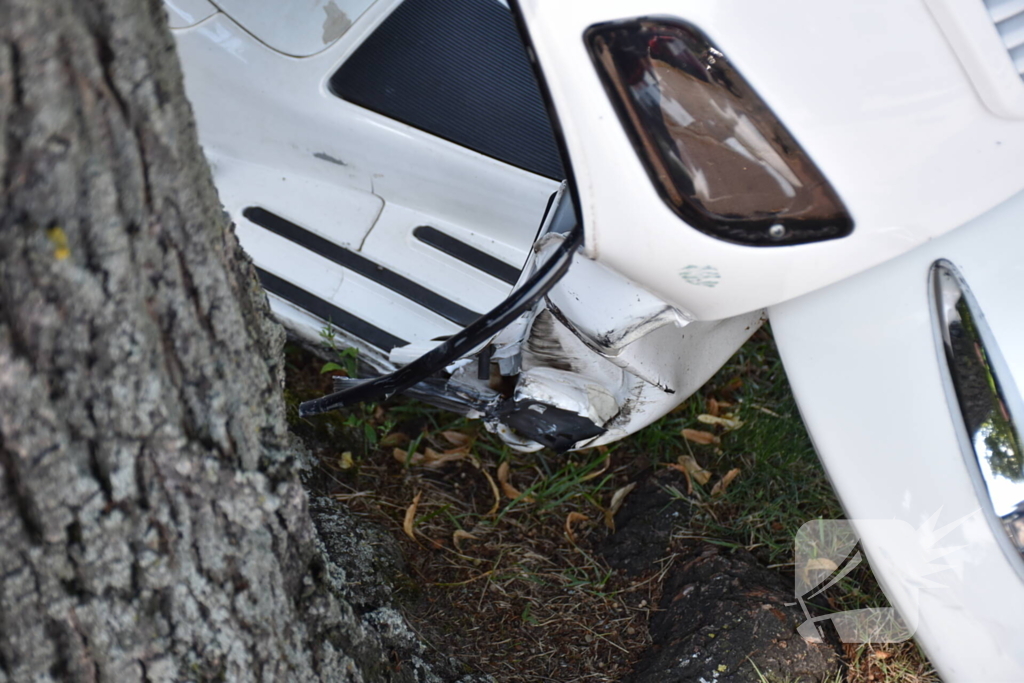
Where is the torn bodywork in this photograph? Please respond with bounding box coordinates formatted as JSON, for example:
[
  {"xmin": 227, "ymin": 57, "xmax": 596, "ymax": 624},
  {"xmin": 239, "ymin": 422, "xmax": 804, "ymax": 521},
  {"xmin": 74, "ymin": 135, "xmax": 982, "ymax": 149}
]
[{"xmin": 305, "ymin": 184, "xmax": 763, "ymax": 452}]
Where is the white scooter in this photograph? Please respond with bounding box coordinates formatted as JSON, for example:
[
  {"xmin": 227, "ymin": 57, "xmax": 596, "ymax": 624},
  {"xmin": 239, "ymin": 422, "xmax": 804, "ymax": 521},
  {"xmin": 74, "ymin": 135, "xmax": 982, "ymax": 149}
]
[{"xmin": 166, "ymin": 0, "xmax": 1024, "ymax": 679}]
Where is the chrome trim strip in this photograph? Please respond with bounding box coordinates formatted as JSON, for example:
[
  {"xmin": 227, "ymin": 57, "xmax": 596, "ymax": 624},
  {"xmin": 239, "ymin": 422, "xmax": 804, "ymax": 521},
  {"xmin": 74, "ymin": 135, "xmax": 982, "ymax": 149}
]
[{"xmin": 930, "ymin": 260, "xmax": 1024, "ymax": 575}]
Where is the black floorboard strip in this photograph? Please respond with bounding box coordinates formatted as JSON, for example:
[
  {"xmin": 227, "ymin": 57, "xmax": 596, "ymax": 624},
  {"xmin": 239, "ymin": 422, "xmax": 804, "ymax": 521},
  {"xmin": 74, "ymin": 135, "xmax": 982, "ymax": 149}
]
[
  {"xmin": 256, "ymin": 268, "xmax": 407, "ymax": 352},
  {"xmin": 244, "ymin": 207, "xmax": 479, "ymax": 327},
  {"xmin": 413, "ymin": 226, "xmax": 521, "ymax": 285}
]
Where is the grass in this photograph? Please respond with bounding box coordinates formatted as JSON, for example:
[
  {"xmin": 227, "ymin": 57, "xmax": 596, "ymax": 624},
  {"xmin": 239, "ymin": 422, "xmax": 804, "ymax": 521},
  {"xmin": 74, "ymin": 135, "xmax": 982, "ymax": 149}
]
[{"xmin": 285, "ymin": 326, "xmax": 937, "ymax": 683}]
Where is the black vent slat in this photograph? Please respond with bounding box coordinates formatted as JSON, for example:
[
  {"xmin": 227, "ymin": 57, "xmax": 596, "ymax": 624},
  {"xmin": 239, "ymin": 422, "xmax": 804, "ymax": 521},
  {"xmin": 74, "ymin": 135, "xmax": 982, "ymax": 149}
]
[
  {"xmin": 413, "ymin": 226, "xmax": 521, "ymax": 285},
  {"xmin": 256, "ymin": 268, "xmax": 407, "ymax": 352},
  {"xmin": 244, "ymin": 207, "xmax": 479, "ymax": 327},
  {"xmin": 329, "ymin": 0, "xmax": 565, "ymax": 180}
]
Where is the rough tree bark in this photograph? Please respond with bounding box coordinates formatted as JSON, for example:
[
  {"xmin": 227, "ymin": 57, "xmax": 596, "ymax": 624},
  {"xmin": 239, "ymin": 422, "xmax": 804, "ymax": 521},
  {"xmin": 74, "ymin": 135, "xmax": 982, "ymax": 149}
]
[{"xmin": 0, "ymin": 1, "xmax": 480, "ymax": 681}]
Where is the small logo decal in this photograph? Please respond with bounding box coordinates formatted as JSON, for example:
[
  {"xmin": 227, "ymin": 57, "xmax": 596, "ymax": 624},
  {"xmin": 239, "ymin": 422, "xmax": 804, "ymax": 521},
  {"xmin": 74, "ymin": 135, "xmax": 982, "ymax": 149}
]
[{"xmin": 679, "ymin": 265, "xmax": 720, "ymax": 288}]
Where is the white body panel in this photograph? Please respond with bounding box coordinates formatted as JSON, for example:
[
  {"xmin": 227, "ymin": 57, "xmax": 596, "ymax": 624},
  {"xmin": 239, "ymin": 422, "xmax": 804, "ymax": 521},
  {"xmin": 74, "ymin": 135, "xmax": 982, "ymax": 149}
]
[
  {"xmin": 172, "ymin": 5, "xmax": 558, "ymax": 361},
  {"xmin": 213, "ymin": 0, "xmax": 376, "ymax": 56},
  {"xmin": 163, "ymin": 0, "xmax": 216, "ymax": 28},
  {"xmin": 770, "ymin": 188, "xmax": 1024, "ymax": 682},
  {"xmin": 516, "ymin": 0, "xmax": 1024, "ymax": 320}
]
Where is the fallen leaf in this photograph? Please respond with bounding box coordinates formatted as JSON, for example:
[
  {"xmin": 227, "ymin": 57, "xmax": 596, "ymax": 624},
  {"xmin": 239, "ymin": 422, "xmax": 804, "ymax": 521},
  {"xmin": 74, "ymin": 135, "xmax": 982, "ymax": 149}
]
[
  {"xmin": 338, "ymin": 451, "xmax": 354, "ymax": 470},
  {"xmin": 805, "ymin": 557, "xmax": 839, "ymax": 572},
  {"xmin": 380, "ymin": 432, "xmax": 410, "ymax": 448},
  {"xmin": 565, "ymin": 512, "xmax": 589, "ymax": 544},
  {"xmin": 441, "ymin": 430, "xmax": 472, "ymax": 447},
  {"xmin": 710, "ymin": 468, "xmax": 741, "ymax": 496},
  {"xmin": 800, "ymin": 556, "xmax": 840, "ymax": 585},
  {"xmin": 403, "ymin": 492, "xmax": 422, "ymax": 541},
  {"xmin": 581, "ymin": 453, "xmax": 611, "ymax": 481},
  {"xmin": 452, "ymin": 529, "xmax": 478, "ymax": 551},
  {"xmin": 372, "ymin": 405, "xmax": 387, "ymax": 424},
  {"xmin": 697, "ymin": 414, "xmax": 744, "ymax": 430},
  {"xmin": 707, "ymin": 397, "xmax": 721, "ymax": 417},
  {"xmin": 722, "ymin": 377, "xmax": 744, "ymax": 396},
  {"xmin": 872, "ymin": 650, "xmax": 892, "ymax": 660},
  {"xmin": 393, "ymin": 448, "xmax": 422, "ymax": 466},
  {"xmin": 752, "ymin": 404, "xmax": 782, "ymax": 418},
  {"xmin": 604, "ymin": 482, "xmax": 637, "ymax": 530},
  {"xmin": 481, "ymin": 468, "xmax": 501, "ymax": 515},
  {"xmin": 682, "ymin": 428, "xmax": 720, "ymax": 445},
  {"xmin": 497, "ymin": 462, "xmax": 533, "ymax": 502},
  {"xmin": 665, "ymin": 463, "xmax": 694, "ymax": 494},
  {"xmin": 422, "ymin": 447, "xmax": 468, "ymax": 467},
  {"xmin": 677, "ymin": 455, "xmax": 712, "ymax": 485}
]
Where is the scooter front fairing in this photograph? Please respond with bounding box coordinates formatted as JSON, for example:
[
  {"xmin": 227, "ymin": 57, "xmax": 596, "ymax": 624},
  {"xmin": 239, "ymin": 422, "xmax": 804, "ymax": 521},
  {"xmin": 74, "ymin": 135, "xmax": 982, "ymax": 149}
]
[
  {"xmin": 770, "ymin": 189, "xmax": 1024, "ymax": 681},
  {"xmin": 510, "ymin": 0, "xmax": 1024, "ymax": 679}
]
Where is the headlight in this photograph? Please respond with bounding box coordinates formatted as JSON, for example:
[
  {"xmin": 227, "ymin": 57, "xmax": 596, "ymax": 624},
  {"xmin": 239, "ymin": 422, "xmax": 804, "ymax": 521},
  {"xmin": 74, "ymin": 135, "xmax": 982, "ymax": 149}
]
[{"xmin": 586, "ymin": 19, "xmax": 854, "ymax": 246}]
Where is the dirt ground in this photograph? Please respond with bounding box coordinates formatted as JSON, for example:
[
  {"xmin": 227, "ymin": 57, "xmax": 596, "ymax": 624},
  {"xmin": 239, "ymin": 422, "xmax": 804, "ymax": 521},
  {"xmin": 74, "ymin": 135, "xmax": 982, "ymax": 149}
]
[{"xmin": 285, "ymin": 332, "xmax": 938, "ymax": 683}]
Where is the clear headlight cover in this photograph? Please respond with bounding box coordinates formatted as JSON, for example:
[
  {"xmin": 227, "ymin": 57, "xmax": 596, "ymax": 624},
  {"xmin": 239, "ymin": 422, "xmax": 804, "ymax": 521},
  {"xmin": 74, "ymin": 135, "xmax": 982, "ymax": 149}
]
[{"xmin": 586, "ymin": 19, "xmax": 854, "ymax": 246}]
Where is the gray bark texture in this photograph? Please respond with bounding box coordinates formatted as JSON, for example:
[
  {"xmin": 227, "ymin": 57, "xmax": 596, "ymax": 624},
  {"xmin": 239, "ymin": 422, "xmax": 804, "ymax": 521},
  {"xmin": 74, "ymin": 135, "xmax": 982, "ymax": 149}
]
[{"xmin": 0, "ymin": 1, "xmax": 483, "ymax": 681}]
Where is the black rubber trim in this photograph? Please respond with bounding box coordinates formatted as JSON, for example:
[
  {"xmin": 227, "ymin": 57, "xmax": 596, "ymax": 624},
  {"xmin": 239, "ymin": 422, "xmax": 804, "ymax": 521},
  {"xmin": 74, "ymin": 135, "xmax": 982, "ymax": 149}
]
[
  {"xmin": 412, "ymin": 226, "xmax": 521, "ymax": 286},
  {"xmin": 256, "ymin": 268, "xmax": 407, "ymax": 352},
  {"xmin": 244, "ymin": 207, "xmax": 479, "ymax": 327}
]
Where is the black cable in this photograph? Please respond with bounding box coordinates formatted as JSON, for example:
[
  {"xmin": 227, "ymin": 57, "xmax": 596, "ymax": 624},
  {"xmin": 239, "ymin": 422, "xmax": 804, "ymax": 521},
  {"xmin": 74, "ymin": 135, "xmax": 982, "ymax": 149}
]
[{"xmin": 299, "ymin": 226, "xmax": 584, "ymax": 417}]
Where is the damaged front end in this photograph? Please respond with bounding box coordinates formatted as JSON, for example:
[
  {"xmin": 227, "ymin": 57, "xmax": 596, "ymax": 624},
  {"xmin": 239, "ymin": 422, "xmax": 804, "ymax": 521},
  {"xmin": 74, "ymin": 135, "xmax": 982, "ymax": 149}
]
[{"xmin": 301, "ymin": 184, "xmax": 763, "ymax": 452}]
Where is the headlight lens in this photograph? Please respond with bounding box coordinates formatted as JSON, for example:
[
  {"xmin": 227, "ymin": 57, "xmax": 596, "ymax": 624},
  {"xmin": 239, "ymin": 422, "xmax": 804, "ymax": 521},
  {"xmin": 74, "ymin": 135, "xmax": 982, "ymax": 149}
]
[{"xmin": 586, "ymin": 19, "xmax": 854, "ymax": 246}]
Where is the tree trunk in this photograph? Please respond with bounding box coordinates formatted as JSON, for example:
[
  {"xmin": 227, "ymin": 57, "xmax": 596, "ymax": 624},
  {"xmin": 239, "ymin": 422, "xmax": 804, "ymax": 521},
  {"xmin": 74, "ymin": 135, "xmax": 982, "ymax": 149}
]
[{"xmin": 0, "ymin": 1, "xmax": 477, "ymax": 681}]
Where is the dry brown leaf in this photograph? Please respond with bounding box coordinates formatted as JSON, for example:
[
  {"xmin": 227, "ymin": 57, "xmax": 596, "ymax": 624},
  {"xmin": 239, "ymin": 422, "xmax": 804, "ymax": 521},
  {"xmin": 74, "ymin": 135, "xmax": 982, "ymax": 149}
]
[
  {"xmin": 710, "ymin": 468, "xmax": 741, "ymax": 497},
  {"xmin": 452, "ymin": 529, "xmax": 478, "ymax": 550},
  {"xmin": 403, "ymin": 492, "xmax": 422, "ymax": 541},
  {"xmin": 393, "ymin": 448, "xmax": 423, "ymax": 466},
  {"xmin": 338, "ymin": 451, "xmax": 354, "ymax": 470},
  {"xmin": 565, "ymin": 512, "xmax": 589, "ymax": 544},
  {"xmin": 393, "ymin": 448, "xmax": 416, "ymax": 465},
  {"xmin": 677, "ymin": 455, "xmax": 712, "ymax": 485},
  {"xmin": 422, "ymin": 447, "xmax": 469, "ymax": 467},
  {"xmin": 805, "ymin": 557, "xmax": 839, "ymax": 572},
  {"xmin": 604, "ymin": 482, "xmax": 637, "ymax": 530},
  {"xmin": 682, "ymin": 428, "xmax": 720, "ymax": 445},
  {"xmin": 580, "ymin": 453, "xmax": 611, "ymax": 482},
  {"xmin": 707, "ymin": 397, "xmax": 721, "ymax": 417},
  {"xmin": 697, "ymin": 414, "xmax": 744, "ymax": 430},
  {"xmin": 480, "ymin": 468, "xmax": 501, "ymax": 515},
  {"xmin": 665, "ymin": 463, "xmax": 694, "ymax": 494},
  {"xmin": 440, "ymin": 430, "xmax": 472, "ymax": 447},
  {"xmin": 801, "ymin": 556, "xmax": 840, "ymax": 586},
  {"xmin": 722, "ymin": 377, "xmax": 744, "ymax": 394},
  {"xmin": 752, "ymin": 404, "xmax": 782, "ymax": 418},
  {"xmin": 871, "ymin": 650, "xmax": 892, "ymax": 660},
  {"xmin": 497, "ymin": 462, "xmax": 533, "ymax": 502},
  {"xmin": 380, "ymin": 432, "xmax": 410, "ymax": 448}
]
